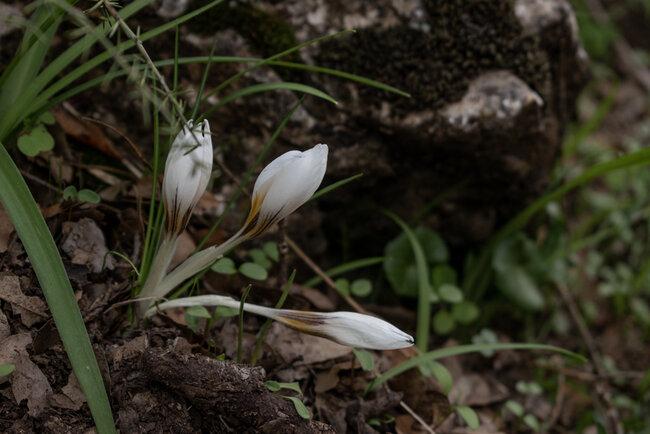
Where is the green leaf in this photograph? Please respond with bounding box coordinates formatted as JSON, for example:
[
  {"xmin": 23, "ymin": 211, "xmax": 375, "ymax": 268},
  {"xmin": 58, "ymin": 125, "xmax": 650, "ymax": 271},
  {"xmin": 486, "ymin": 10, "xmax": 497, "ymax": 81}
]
[
  {"xmin": 239, "ymin": 262, "xmax": 268, "ymax": 281},
  {"xmin": 431, "ymin": 264, "xmax": 457, "ymax": 287},
  {"xmin": 523, "ymin": 414, "xmax": 541, "ymax": 431},
  {"xmin": 186, "ymin": 305, "xmax": 212, "ymax": 319},
  {"xmin": 62, "ymin": 185, "xmax": 78, "ymax": 200},
  {"xmin": 249, "ymin": 249, "xmax": 272, "ymax": 269},
  {"xmin": 262, "ymin": 241, "xmax": 279, "ymax": 261},
  {"xmin": 310, "ymin": 173, "xmax": 364, "ymax": 202},
  {"xmin": 451, "ymin": 301, "xmax": 480, "ymax": 325},
  {"xmin": 215, "ymin": 306, "xmax": 240, "ymax": 318},
  {"xmin": 438, "ymin": 284, "xmax": 463, "ymax": 304},
  {"xmin": 38, "ymin": 111, "xmax": 55, "ymax": 125},
  {"xmin": 265, "ymin": 380, "xmax": 302, "ymax": 395},
  {"xmin": 383, "ymin": 226, "xmax": 444, "ymax": 298},
  {"xmin": 212, "ymin": 82, "xmax": 337, "ymax": 114},
  {"xmin": 0, "ymin": 363, "xmax": 15, "ymax": 377},
  {"xmin": 383, "ymin": 212, "xmax": 434, "ymax": 353},
  {"xmin": 334, "ymin": 278, "xmax": 350, "ymax": 296},
  {"xmin": 211, "ymin": 257, "xmax": 237, "ymax": 275},
  {"xmin": 429, "ymin": 361, "xmax": 453, "ymax": 394},
  {"xmin": 17, "ymin": 125, "xmax": 54, "ymax": 157},
  {"xmin": 77, "ymin": 189, "xmax": 101, "ymax": 204},
  {"xmin": 456, "ymin": 405, "xmax": 480, "ymax": 429},
  {"xmin": 494, "ymin": 266, "xmax": 545, "ymax": 311},
  {"xmin": 284, "ymin": 396, "xmax": 311, "ymax": 419},
  {"xmin": 350, "ymin": 278, "xmax": 372, "ymax": 297},
  {"xmin": 631, "ymin": 297, "xmax": 650, "ymax": 327},
  {"xmin": 352, "ymin": 348, "xmax": 374, "ymax": 371},
  {"xmin": 433, "ymin": 309, "xmax": 455, "ymax": 335},
  {"xmin": 366, "ymin": 343, "xmax": 586, "ymax": 393},
  {"xmin": 303, "ymin": 256, "xmax": 383, "ymax": 288},
  {"xmin": 504, "ymin": 399, "xmax": 524, "ymax": 417},
  {"xmin": 0, "ymin": 143, "xmax": 115, "ymax": 432}
]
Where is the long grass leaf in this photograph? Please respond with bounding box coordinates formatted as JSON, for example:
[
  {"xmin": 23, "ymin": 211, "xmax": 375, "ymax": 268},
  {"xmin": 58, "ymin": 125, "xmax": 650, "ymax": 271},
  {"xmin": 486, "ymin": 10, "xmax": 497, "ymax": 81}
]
[
  {"xmin": 383, "ymin": 210, "xmax": 432, "ymax": 352},
  {"xmin": 303, "ymin": 257, "xmax": 383, "ymax": 288},
  {"xmin": 366, "ymin": 343, "xmax": 586, "ymax": 393},
  {"xmin": 0, "ymin": 144, "xmax": 115, "ymax": 433},
  {"xmin": 310, "ymin": 173, "xmax": 363, "ymax": 202}
]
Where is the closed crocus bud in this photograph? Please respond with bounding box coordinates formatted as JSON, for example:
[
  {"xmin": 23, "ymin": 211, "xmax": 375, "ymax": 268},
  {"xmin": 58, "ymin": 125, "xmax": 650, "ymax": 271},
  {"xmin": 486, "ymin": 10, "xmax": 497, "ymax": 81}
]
[
  {"xmin": 163, "ymin": 120, "xmax": 213, "ymax": 235},
  {"xmin": 242, "ymin": 144, "xmax": 328, "ymax": 238},
  {"xmin": 146, "ymin": 294, "xmax": 414, "ymax": 350}
]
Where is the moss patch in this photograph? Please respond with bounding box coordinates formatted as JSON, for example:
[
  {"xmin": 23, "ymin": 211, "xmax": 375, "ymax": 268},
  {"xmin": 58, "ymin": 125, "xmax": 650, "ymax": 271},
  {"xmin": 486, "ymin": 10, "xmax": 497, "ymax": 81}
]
[{"xmin": 317, "ymin": 0, "xmax": 550, "ymax": 112}]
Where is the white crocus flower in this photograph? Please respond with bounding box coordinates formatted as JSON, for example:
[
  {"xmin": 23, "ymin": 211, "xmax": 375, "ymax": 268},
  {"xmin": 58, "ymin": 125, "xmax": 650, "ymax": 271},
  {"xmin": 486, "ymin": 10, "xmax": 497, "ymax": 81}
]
[
  {"xmin": 141, "ymin": 144, "xmax": 329, "ymax": 312},
  {"xmin": 240, "ymin": 144, "xmax": 328, "ymax": 238},
  {"xmin": 162, "ymin": 119, "xmax": 213, "ymax": 235},
  {"xmin": 138, "ymin": 120, "xmax": 213, "ymax": 316},
  {"xmin": 146, "ymin": 295, "xmax": 414, "ymax": 350}
]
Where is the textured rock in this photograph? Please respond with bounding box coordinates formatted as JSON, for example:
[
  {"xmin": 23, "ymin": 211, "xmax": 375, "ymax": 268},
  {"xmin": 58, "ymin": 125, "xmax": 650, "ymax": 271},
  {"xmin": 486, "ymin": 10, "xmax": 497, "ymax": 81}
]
[{"xmin": 187, "ymin": 0, "xmax": 589, "ymax": 245}]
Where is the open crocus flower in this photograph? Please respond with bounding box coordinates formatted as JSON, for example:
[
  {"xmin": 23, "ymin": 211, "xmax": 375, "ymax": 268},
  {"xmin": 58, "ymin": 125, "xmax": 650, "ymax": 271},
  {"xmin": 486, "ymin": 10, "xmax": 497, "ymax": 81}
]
[
  {"xmin": 241, "ymin": 144, "xmax": 328, "ymax": 238},
  {"xmin": 138, "ymin": 144, "xmax": 329, "ymax": 314},
  {"xmin": 162, "ymin": 119, "xmax": 213, "ymax": 235},
  {"xmin": 146, "ymin": 294, "xmax": 414, "ymax": 350},
  {"xmin": 137, "ymin": 120, "xmax": 213, "ymax": 316}
]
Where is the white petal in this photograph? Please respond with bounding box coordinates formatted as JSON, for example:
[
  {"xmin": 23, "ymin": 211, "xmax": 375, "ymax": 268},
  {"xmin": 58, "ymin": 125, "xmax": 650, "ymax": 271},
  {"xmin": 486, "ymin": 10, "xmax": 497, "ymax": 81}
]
[
  {"xmin": 250, "ymin": 144, "xmax": 328, "ymax": 230},
  {"xmin": 162, "ymin": 119, "xmax": 213, "ymax": 232}
]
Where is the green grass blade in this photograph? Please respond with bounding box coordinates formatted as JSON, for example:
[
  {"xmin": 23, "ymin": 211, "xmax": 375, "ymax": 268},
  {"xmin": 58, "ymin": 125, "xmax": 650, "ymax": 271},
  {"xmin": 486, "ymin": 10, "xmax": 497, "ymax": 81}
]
[
  {"xmin": 303, "ymin": 256, "xmax": 383, "ymax": 288},
  {"xmin": 464, "ymin": 146, "xmax": 650, "ymax": 296},
  {"xmin": 28, "ymin": 0, "xmax": 224, "ymax": 122},
  {"xmin": 0, "ymin": 144, "xmax": 115, "ymax": 433},
  {"xmin": 383, "ymin": 210, "xmax": 432, "ymax": 353},
  {"xmin": 0, "ymin": 0, "xmax": 153, "ymax": 140},
  {"xmin": 50, "ymin": 56, "xmax": 409, "ymax": 108},
  {"xmin": 0, "ymin": 4, "xmax": 61, "ymax": 134},
  {"xmin": 202, "ymin": 82, "xmax": 336, "ymax": 119},
  {"xmin": 310, "ymin": 173, "xmax": 363, "ymax": 202},
  {"xmin": 366, "ymin": 343, "xmax": 586, "ymax": 393}
]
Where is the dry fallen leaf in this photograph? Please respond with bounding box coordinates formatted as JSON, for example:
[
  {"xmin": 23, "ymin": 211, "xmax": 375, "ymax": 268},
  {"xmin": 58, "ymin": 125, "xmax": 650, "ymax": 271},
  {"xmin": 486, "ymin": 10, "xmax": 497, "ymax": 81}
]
[
  {"xmin": 61, "ymin": 218, "xmax": 114, "ymax": 273},
  {"xmin": 0, "ymin": 333, "xmax": 53, "ymax": 416},
  {"xmin": 50, "ymin": 372, "xmax": 86, "ymax": 410},
  {"xmin": 265, "ymin": 322, "xmax": 352, "ymax": 365},
  {"xmin": 0, "ymin": 203, "xmax": 15, "ymax": 253},
  {"xmin": 0, "ymin": 274, "xmax": 48, "ymax": 327},
  {"xmin": 449, "ymin": 373, "xmax": 509, "ymax": 406},
  {"xmin": 0, "ymin": 309, "xmax": 10, "ymax": 340},
  {"xmin": 53, "ymin": 107, "xmax": 122, "ymax": 159}
]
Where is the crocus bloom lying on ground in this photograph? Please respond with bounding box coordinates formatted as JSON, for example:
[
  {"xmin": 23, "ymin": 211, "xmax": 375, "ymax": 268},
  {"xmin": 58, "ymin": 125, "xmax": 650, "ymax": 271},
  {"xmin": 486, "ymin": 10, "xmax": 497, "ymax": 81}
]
[
  {"xmin": 138, "ymin": 144, "xmax": 329, "ymax": 313},
  {"xmin": 138, "ymin": 120, "xmax": 213, "ymax": 315},
  {"xmin": 145, "ymin": 294, "xmax": 414, "ymax": 350}
]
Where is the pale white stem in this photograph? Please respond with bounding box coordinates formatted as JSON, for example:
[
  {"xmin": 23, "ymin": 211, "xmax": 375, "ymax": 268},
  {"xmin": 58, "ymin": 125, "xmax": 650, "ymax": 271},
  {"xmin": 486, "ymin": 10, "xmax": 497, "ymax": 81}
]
[
  {"xmin": 137, "ymin": 235, "xmax": 178, "ymax": 316},
  {"xmin": 142, "ymin": 231, "xmax": 245, "ymax": 309},
  {"xmin": 146, "ymin": 294, "xmax": 414, "ymax": 350}
]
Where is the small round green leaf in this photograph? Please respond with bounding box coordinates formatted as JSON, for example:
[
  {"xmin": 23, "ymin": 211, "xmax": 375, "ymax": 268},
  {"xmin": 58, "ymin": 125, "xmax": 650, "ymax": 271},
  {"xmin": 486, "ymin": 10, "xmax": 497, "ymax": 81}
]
[
  {"xmin": 334, "ymin": 278, "xmax": 350, "ymax": 296},
  {"xmin": 211, "ymin": 257, "xmax": 237, "ymax": 275},
  {"xmin": 263, "ymin": 241, "xmax": 279, "ymax": 261},
  {"xmin": 456, "ymin": 405, "xmax": 479, "ymax": 429},
  {"xmin": 523, "ymin": 414, "xmax": 541, "ymax": 431},
  {"xmin": 0, "ymin": 363, "xmax": 15, "ymax": 377},
  {"xmin": 433, "ymin": 309, "xmax": 455, "ymax": 334},
  {"xmin": 285, "ymin": 396, "xmax": 311, "ymax": 419},
  {"xmin": 431, "ymin": 264, "xmax": 457, "ymax": 287},
  {"xmin": 352, "ymin": 348, "xmax": 374, "ymax": 371},
  {"xmin": 38, "ymin": 111, "xmax": 56, "ymax": 125},
  {"xmin": 350, "ymin": 278, "xmax": 372, "ymax": 297},
  {"xmin": 239, "ymin": 262, "xmax": 268, "ymax": 280},
  {"xmin": 264, "ymin": 380, "xmax": 281, "ymax": 392},
  {"xmin": 215, "ymin": 306, "xmax": 239, "ymax": 318},
  {"xmin": 62, "ymin": 185, "xmax": 78, "ymax": 200},
  {"xmin": 504, "ymin": 400, "xmax": 524, "ymax": 417},
  {"xmin": 451, "ymin": 301, "xmax": 480, "ymax": 324},
  {"xmin": 249, "ymin": 249, "xmax": 272, "ymax": 269},
  {"xmin": 17, "ymin": 125, "xmax": 54, "ymax": 157},
  {"xmin": 185, "ymin": 305, "xmax": 212, "ymax": 319},
  {"xmin": 430, "ymin": 361, "xmax": 453, "ymax": 394},
  {"xmin": 438, "ymin": 284, "xmax": 463, "ymax": 303},
  {"xmin": 77, "ymin": 189, "xmax": 101, "ymax": 204}
]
